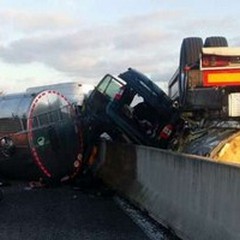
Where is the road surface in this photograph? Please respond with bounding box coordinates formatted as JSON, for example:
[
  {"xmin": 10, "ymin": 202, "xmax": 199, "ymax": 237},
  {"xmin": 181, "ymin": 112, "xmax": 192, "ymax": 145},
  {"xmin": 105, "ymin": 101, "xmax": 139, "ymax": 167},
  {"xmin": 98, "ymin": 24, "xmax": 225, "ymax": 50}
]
[{"xmin": 0, "ymin": 181, "xmax": 179, "ymax": 240}]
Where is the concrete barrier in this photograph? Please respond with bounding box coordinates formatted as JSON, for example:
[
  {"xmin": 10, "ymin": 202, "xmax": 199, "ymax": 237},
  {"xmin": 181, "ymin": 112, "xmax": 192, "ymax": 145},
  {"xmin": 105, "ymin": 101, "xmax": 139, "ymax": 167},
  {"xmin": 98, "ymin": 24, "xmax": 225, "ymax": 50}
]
[{"xmin": 98, "ymin": 141, "xmax": 240, "ymax": 240}]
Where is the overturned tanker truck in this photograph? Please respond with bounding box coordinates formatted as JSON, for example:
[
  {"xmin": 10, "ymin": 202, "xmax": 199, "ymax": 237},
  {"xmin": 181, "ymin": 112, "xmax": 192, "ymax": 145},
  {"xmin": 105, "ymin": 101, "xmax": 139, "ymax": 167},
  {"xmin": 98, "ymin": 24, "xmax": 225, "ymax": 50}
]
[{"xmin": 0, "ymin": 90, "xmax": 83, "ymax": 182}]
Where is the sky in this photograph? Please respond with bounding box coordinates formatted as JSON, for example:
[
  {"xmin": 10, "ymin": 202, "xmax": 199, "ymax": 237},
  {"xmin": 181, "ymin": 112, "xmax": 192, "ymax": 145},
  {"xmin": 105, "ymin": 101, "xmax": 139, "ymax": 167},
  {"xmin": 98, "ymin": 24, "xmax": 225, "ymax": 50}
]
[{"xmin": 0, "ymin": 0, "xmax": 240, "ymax": 93}]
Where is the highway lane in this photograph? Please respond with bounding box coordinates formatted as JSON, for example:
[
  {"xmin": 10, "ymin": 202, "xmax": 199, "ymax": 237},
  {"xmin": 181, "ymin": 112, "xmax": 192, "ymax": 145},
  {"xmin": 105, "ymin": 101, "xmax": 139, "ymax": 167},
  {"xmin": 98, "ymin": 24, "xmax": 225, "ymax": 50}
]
[{"xmin": 0, "ymin": 181, "xmax": 179, "ymax": 240}]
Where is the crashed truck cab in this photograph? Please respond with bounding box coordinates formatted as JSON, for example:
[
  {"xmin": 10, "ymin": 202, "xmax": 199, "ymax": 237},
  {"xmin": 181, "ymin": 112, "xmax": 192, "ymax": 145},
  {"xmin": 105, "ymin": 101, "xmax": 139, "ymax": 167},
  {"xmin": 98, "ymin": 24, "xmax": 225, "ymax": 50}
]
[
  {"xmin": 168, "ymin": 36, "xmax": 240, "ymax": 164},
  {"xmin": 169, "ymin": 37, "xmax": 240, "ymax": 119},
  {"xmin": 84, "ymin": 68, "xmax": 181, "ymax": 148}
]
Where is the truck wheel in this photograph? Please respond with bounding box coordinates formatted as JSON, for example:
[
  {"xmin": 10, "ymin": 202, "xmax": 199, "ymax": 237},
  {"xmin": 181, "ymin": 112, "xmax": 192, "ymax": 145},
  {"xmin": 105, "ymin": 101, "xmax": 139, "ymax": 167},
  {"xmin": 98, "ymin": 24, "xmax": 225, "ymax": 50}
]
[
  {"xmin": 204, "ymin": 36, "xmax": 228, "ymax": 47},
  {"xmin": 179, "ymin": 37, "xmax": 203, "ymax": 105},
  {"xmin": 180, "ymin": 37, "xmax": 203, "ymax": 67}
]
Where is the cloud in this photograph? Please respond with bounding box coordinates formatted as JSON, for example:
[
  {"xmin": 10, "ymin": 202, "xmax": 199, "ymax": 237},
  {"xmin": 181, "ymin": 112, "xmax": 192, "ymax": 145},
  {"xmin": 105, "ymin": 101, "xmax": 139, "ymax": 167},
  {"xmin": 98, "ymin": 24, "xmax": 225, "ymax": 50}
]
[
  {"xmin": 0, "ymin": 10, "xmax": 179, "ymax": 76},
  {"xmin": 122, "ymin": 9, "xmax": 183, "ymax": 27},
  {"xmin": 0, "ymin": 9, "xmax": 77, "ymax": 33},
  {"xmin": 0, "ymin": 8, "xmax": 238, "ymax": 90},
  {"xmin": 169, "ymin": 15, "xmax": 240, "ymax": 45}
]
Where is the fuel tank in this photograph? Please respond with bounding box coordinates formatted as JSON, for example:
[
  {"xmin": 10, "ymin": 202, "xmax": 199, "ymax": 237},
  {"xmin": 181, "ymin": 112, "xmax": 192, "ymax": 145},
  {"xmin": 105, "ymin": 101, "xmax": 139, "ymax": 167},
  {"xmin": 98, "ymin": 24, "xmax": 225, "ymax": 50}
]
[{"xmin": 0, "ymin": 90, "xmax": 83, "ymax": 182}]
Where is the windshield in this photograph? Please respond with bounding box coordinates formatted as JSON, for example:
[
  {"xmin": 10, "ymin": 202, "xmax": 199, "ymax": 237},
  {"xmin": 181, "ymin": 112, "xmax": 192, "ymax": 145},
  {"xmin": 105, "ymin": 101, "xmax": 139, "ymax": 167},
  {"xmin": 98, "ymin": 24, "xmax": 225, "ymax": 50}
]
[{"xmin": 97, "ymin": 75, "xmax": 125, "ymax": 100}]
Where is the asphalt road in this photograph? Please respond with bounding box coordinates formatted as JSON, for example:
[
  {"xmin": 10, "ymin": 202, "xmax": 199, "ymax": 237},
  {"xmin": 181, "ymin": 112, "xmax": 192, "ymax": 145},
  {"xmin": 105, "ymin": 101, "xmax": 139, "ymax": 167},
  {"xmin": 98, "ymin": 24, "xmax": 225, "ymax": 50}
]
[
  {"xmin": 0, "ymin": 181, "xmax": 150, "ymax": 240},
  {"xmin": 0, "ymin": 183, "xmax": 149, "ymax": 240}
]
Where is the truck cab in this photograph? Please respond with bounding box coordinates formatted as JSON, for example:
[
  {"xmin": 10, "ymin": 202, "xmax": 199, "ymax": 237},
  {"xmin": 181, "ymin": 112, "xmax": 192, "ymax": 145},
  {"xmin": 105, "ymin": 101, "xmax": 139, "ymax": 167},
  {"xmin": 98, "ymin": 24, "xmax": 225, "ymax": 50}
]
[
  {"xmin": 168, "ymin": 37, "xmax": 240, "ymax": 164},
  {"xmin": 168, "ymin": 37, "xmax": 240, "ymax": 120},
  {"xmin": 83, "ymin": 68, "xmax": 181, "ymax": 148}
]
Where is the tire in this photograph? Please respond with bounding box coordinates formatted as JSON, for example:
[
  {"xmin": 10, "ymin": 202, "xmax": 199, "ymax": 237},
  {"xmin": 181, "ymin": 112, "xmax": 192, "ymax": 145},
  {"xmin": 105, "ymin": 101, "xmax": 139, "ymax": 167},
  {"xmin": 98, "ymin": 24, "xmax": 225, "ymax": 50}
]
[
  {"xmin": 204, "ymin": 36, "xmax": 228, "ymax": 47},
  {"xmin": 180, "ymin": 37, "xmax": 203, "ymax": 68},
  {"xmin": 179, "ymin": 37, "xmax": 203, "ymax": 105}
]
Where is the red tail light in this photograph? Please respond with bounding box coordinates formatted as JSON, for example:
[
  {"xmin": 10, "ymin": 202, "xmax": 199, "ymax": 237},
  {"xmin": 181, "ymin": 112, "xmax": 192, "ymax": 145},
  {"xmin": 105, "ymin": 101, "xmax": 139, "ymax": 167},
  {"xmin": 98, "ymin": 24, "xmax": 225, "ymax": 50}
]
[
  {"xmin": 202, "ymin": 55, "xmax": 229, "ymax": 68},
  {"xmin": 159, "ymin": 124, "xmax": 173, "ymax": 140},
  {"xmin": 202, "ymin": 55, "xmax": 232, "ymax": 67}
]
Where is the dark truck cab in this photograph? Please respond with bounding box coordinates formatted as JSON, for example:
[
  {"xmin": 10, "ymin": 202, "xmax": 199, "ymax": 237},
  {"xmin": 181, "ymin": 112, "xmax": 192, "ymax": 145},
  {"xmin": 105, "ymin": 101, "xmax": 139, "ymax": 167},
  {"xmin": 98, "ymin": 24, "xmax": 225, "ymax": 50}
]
[
  {"xmin": 83, "ymin": 68, "xmax": 181, "ymax": 148},
  {"xmin": 167, "ymin": 37, "xmax": 240, "ymax": 164},
  {"xmin": 168, "ymin": 37, "xmax": 240, "ymax": 120}
]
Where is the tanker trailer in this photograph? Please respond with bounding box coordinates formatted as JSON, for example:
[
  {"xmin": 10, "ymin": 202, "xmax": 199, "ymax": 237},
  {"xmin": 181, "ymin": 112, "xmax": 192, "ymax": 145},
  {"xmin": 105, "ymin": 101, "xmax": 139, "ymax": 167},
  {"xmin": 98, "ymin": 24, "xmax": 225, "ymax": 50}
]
[{"xmin": 0, "ymin": 90, "xmax": 83, "ymax": 182}]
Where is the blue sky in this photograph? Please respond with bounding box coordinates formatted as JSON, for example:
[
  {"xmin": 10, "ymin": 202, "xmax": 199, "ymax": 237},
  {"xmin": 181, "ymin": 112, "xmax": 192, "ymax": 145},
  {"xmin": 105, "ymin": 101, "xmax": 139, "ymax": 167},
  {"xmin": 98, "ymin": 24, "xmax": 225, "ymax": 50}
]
[{"xmin": 0, "ymin": 0, "xmax": 240, "ymax": 93}]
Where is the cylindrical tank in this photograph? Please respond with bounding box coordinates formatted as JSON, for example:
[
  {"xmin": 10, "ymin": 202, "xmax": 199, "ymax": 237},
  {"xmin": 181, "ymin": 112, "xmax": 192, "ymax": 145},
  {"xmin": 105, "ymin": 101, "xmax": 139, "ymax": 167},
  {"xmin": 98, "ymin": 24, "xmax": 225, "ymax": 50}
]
[
  {"xmin": 0, "ymin": 90, "xmax": 83, "ymax": 182},
  {"xmin": 26, "ymin": 82, "xmax": 94, "ymax": 106}
]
